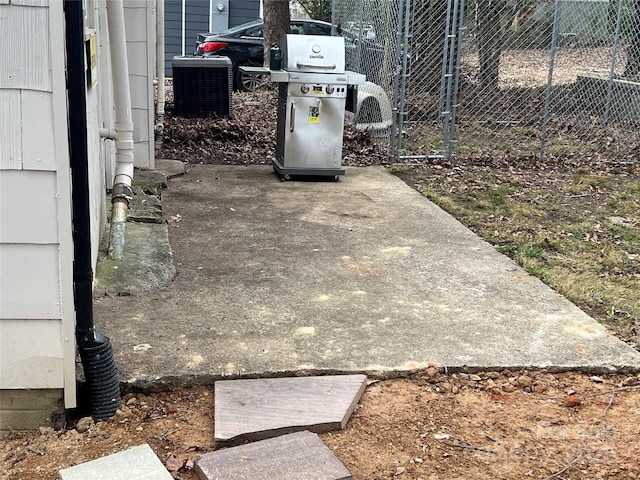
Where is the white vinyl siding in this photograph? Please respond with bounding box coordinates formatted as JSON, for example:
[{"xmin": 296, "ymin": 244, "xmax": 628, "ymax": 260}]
[
  {"xmin": 12, "ymin": 0, "xmax": 50, "ymax": 6},
  {"xmin": 0, "ymin": 4, "xmax": 51, "ymax": 91},
  {"xmin": 124, "ymin": 0, "xmax": 155, "ymax": 169},
  {"xmin": 0, "ymin": 0, "xmax": 73, "ymax": 409},
  {"xmin": 0, "ymin": 243, "xmax": 62, "ymax": 320},
  {"xmin": 0, "ymin": 171, "xmax": 58, "ymax": 244},
  {"xmin": 0, "ymin": 90, "xmax": 22, "ymax": 169},
  {"xmin": 22, "ymin": 91, "xmax": 57, "ymax": 171},
  {"xmin": 0, "ymin": 319, "xmax": 65, "ymax": 389},
  {"xmin": 0, "ymin": 91, "xmax": 57, "ymax": 171}
]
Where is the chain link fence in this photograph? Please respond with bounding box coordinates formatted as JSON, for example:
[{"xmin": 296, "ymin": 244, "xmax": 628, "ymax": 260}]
[
  {"xmin": 331, "ymin": 0, "xmax": 400, "ymax": 144},
  {"xmin": 332, "ymin": 0, "xmax": 640, "ymax": 164},
  {"xmin": 543, "ymin": 0, "xmax": 640, "ymax": 163}
]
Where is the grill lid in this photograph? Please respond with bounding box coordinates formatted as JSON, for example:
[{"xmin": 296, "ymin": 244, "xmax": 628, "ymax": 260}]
[{"xmin": 281, "ymin": 34, "xmax": 346, "ymax": 74}]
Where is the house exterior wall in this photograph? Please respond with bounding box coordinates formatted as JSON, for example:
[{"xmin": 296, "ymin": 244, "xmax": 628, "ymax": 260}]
[
  {"xmin": 85, "ymin": 2, "xmax": 108, "ymax": 263},
  {"xmin": 1, "ymin": 0, "xmax": 157, "ymax": 432},
  {"xmin": 96, "ymin": 0, "xmax": 117, "ymax": 190},
  {"xmin": 125, "ymin": 0, "xmax": 156, "ymax": 169},
  {"xmin": 0, "ymin": 0, "xmax": 78, "ymax": 429},
  {"xmin": 164, "ymin": 0, "xmax": 260, "ymax": 76},
  {"xmin": 165, "ymin": 0, "xmax": 184, "ymax": 72},
  {"xmin": 228, "ymin": 0, "xmax": 259, "ymax": 26},
  {"xmin": 185, "ymin": 0, "xmax": 210, "ymax": 53}
]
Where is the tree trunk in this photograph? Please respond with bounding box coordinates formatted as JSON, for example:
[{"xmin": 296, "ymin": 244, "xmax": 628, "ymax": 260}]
[
  {"xmin": 477, "ymin": 0, "xmax": 505, "ymax": 89},
  {"xmin": 263, "ymin": 0, "xmax": 291, "ymax": 68},
  {"xmin": 624, "ymin": 0, "xmax": 640, "ymax": 78}
]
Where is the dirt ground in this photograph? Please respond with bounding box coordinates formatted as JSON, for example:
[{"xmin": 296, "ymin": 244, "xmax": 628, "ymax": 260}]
[{"xmin": 3, "ymin": 371, "xmax": 640, "ymax": 479}]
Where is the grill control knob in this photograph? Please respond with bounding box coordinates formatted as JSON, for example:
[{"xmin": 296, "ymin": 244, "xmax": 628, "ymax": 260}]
[
  {"xmin": 300, "ymin": 85, "xmax": 310, "ymax": 94},
  {"xmin": 326, "ymin": 85, "xmax": 335, "ymax": 94}
]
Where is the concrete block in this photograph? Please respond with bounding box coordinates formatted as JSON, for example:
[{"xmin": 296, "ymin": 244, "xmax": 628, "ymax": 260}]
[{"xmin": 0, "ymin": 388, "xmax": 63, "ymax": 434}]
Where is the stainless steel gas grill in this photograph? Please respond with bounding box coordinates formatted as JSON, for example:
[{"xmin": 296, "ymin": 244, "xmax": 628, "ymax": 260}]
[{"xmin": 269, "ymin": 35, "xmax": 365, "ymax": 180}]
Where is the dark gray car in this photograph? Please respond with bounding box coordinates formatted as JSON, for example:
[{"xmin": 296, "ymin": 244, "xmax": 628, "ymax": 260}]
[{"xmin": 195, "ymin": 19, "xmax": 383, "ymax": 91}]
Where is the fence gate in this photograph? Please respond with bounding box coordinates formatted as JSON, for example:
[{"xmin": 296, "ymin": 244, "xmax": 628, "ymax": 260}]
[
  {"xmin": 391, "ymin": 0, "xmax": 466, "ymax": 163},
  {"xmin": 331, "ymin": 0, "xmax": 464, "ymax": 162}
]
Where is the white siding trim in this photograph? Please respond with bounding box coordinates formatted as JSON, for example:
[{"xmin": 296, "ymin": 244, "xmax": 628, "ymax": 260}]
[
  {"xmin": 49, "ymin": 0, "xmax": 77, "ymax": 409},
  {"xmin": 0, "ymin": 90, "xmax": 22, "ymax": 170},
  {"xmin": 12, "ymin": 0, "xmax": 50, "ymax": 6},
  {"xmin": 146, "ymin": 0, "xmax": 156, "ymax": 169},
  {"xmin": 22, "ymin": 91, "xmax": 57, "ymax": 171},
  {"xmin": 209, "ymin": 0, "xmax": 213, "ymax": 31},
  {"xmin": 97, "ymin": 0, "xmax": 116, "ymax": 190},
  {"xmin": 181, "ymin": 0, "xmax": 185, "ymax": 55}
]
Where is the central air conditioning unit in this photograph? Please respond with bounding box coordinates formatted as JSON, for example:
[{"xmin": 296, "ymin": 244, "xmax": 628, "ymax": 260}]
[{"xmin": 172, "ymin": 56, "xmax": 233, "ymax": 118}]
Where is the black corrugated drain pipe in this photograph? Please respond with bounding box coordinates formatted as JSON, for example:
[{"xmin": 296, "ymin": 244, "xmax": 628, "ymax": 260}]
[{"xmin": 64, "ymin": 0, "xmax": 121, "ymax": 420}]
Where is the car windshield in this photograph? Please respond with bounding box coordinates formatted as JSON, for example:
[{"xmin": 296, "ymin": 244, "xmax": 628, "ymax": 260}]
[
  {"xmin": 217, "ymin": 19, "xmax": 262, "ymax": 36},
  {"xmin": 213, "ymin": 18, "xmax": 335, "ymax": 37}
]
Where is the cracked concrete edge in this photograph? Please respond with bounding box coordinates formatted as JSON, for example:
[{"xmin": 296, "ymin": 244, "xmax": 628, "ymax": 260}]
[
  {"xmin": 117, "ymin": 363, "xmax": 640, "ymax": 393},
  {"xmin": 94, "ymin": 222, "xmax": 176, "ymax": 297},
  {"xmin": 155, "ymin": 159, "xmax": 187, "ymax": 179},
  {"xmin": 94, "ymin": 161, "xmax": 182, "ymax": 297}
]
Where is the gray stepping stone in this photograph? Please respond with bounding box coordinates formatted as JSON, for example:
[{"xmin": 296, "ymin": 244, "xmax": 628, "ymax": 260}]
[
  {"xmin": 59, "ymin": 444, "xmax": 173, "ymax": 480},
  {"xmin": 195, "ymin": 430, "xmax": 352, "ymax": 480},
  {"xmin": 214, "ymin": 374, "xmax": 366, "ymax": 448}
]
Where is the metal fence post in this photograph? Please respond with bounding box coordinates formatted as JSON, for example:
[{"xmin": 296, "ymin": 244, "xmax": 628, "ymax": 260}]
[
  {"xmin": 603, "ymin": 0, "xmax": 625, "ymax": 126},
  {"xmin": 449, "ymin": 0, "xmax": 466, "ymax": 160},
  {"xmin": 390, "ymin": 0, "xmax": 406, "ymax": 163},
  {"xmin": 444, "ymin": 0, "xmax": 462, "ymax": 160},
  {"xmin": 441, "ymin": 0, "xmax": 455, "ymax": 159},
  {"xmin": 540, "ymin": 0, "xmax": 562, "ymax": 161},
  {"xmin": 356, "ymin": 0, "xmax": 365, "ymax": 73},
  {"xmin": 396, "ymin": 0, "xmax": 412, "ymax": 162}
]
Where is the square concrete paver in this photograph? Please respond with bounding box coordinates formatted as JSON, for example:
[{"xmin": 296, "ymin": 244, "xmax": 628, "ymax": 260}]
[
  {"xmin": 214, "ymin": 375, "xmax": 366, "ymax": 448},
  {"xmin": 195, "ymin": 430, "xmax": 352, "ymax": 480},
  {"xmin": 58, "ymin": 444, "xmax": 172, "ymax": 480}
]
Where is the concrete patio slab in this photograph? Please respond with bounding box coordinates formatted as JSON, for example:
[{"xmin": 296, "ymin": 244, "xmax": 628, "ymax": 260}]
[
  {"xmin": 214, "ymin": 375, "xmax": 366, "ymax": 448},
  {"xmin": 93, "ymin": 165, "xmax": 640, "ymax": 390},
  {"xmin": 195, "ymin": 431, "xmax": 352, "ymax": 480}
]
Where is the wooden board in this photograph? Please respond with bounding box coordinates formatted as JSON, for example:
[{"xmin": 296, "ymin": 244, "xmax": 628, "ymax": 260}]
[
  {"xmin": 214, "ymin": 375, "xmax": 366, "ymax": 448},
  {"xmin": 196, "ymin": 431, "xmax": 352, "ymax": 480}
]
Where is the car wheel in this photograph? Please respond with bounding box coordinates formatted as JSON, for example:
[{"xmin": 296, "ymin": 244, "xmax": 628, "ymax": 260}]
[{"xmin": 235, "ymin": 66, "xmax": 270, "ymax": 92}]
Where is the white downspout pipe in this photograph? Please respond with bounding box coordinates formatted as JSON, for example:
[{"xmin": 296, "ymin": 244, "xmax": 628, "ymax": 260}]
[
  {"xmin": 155, "ymin": 0, "xmax": 165, "ymax": 150},
  {"xmin": 106, "ymin": 0, "xmax": 134, "ymax": 259}
]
